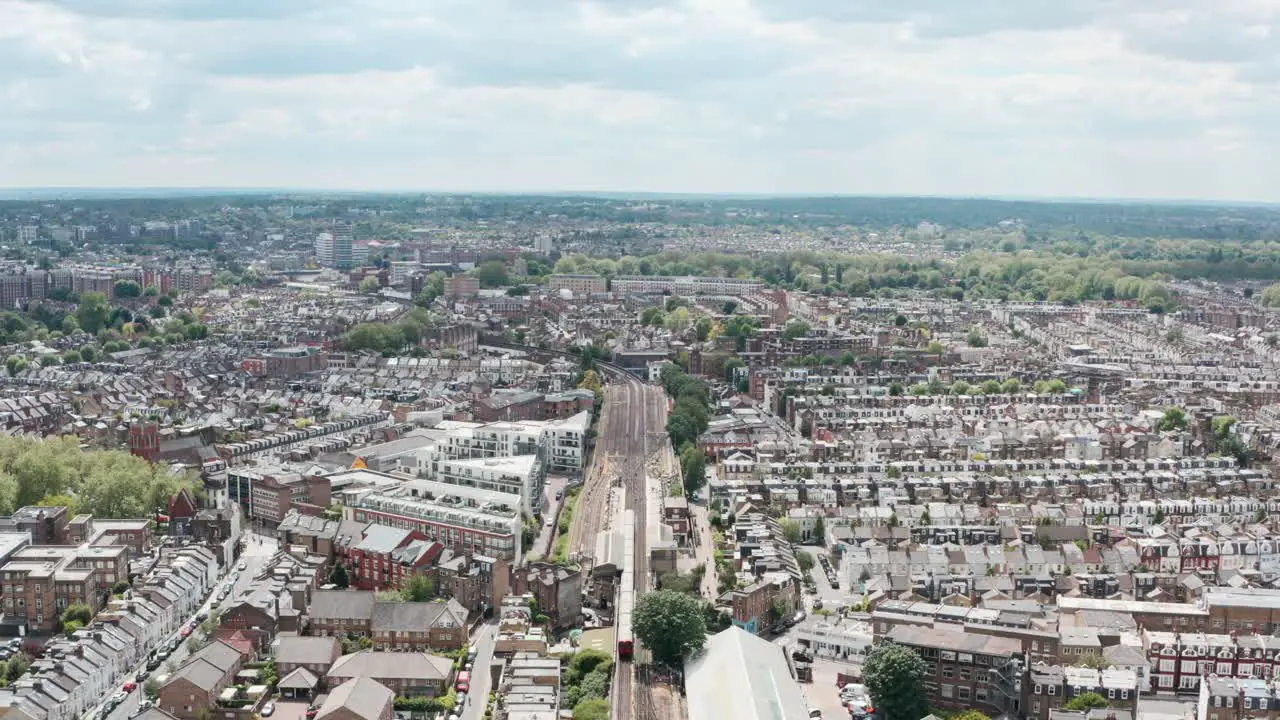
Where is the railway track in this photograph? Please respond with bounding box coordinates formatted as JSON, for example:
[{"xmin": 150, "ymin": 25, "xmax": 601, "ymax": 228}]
[{"xmin": 477, "ymin": 341, "xmax": 672, "ymax": 720}]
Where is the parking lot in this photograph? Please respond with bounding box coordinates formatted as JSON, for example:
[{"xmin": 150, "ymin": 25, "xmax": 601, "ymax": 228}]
[{"xmin": 802, "ymin": 658, "xmax": 862, "ymax": 720}]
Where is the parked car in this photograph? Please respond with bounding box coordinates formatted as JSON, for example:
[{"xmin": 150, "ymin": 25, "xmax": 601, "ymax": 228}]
[
  {"xmin": 109, "ymin": 691, "xmax": 128, "ymax": 706},
  {"xmin": 136, "ymin": 669, "xmax": 150, "ymax": 683},
  {"xmin": 123, "ymin": 681, "xmax": 138, "ymax": 693},
  {"xmin": 180, "ymin": 625, "xmax": 193, "ymax": 638},
  {"xmin": 237, "ymin": 560, "xmax": 247, "ymax": 571}
]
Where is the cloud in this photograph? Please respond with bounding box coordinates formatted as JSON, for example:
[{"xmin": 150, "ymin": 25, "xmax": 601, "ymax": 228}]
[{"xmin": 0, "ymin": 0, "xmax": 1277, "ymax": 201}]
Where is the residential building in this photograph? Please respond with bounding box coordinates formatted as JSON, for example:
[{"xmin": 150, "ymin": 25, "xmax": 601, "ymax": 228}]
[
  {"xmin": 884, "ymin": 624, "xmax": 1025, "ymax": 717},
  {"xmin": 326, "ymin": 652, "xmax": 454, "ymax": 698},
  {"xmin": 370, "ymin": 599, "xmax": 468, "ymax": 652},
  {"xmin": 314, "ymin": 677, "xmax": 393, "ymax": 720},
  {"xmin": 548, "ymin": 275, "xmax": 607, "ymax": 296},
  {"xmin": 307, "ymin": 591, "xmax": 377, "ymax": 638},
  {"xmin": 155, "ymin": 641, "xmax": 246, "ymax": 720}
]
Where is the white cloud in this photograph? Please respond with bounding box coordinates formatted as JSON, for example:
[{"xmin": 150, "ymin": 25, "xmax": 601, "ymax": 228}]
[{"xmin": 0, "ymin": 0, "xmax": 1277, "ymax": 200}]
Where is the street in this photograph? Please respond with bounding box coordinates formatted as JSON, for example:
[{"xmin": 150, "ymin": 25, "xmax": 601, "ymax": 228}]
[
  {"xmin": 93, "ymin": 530, "xmax": 279, "ymax": 720},
  {"xmin": 459, "ymin": 623, "xmax": 497, "ymax": 720}
]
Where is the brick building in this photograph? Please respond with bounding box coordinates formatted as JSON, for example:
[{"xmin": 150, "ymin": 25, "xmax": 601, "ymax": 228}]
[
  {"xmin": 370, "ymin": 599, "xmax": 467, "ymax": 651},
  {"xmin": 156, "ymin": 641, "xmax": 247, "ymax": 720},
  {"xmin": 334, "ymin": 524, "xmax": 442, "ymax": 592},
  {"xmin": 1025, "ymin": 664, "xmax": 1140, "ymax": 720},
  {"xmin": 307, "ymin": 590, "xmax": 376, "ymax": 638},
  {"xmin": 0, "ymin": 506, "xmax": 70, "ymax": 545},
  {"xmin": 327, "ymin": 652, "xmax": 454, "ymax": 699},
  {"xmin": 511, "ymin": 563, "xmax": 582, "ymax": 630},
  {"xmin": 0, "ymin": 545, "xmax": 129, "ymax": 632},
  {"xmin": 884, "ymin": 624, "xmax": 1025, "ymax": 717}
]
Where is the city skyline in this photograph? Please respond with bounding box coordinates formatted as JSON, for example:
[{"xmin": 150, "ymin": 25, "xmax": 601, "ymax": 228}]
[{"xmin": 2, "ymin": 0, "xmax": 1277, "ymax": 202}]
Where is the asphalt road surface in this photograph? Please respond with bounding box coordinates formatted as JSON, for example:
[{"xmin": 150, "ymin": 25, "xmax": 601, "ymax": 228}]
[{"xmin": 92, "ymin": 530, "xmax": 279, "ymax": 720}]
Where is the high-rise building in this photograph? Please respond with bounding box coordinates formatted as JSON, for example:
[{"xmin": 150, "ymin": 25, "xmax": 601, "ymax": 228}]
[
  {"xmin": 17, "ymin": 226, "xmax": 38, "ymax": 244},
  {"xmin": 315, "ymin": 232, "xmax": 335, "ymax": 267},
  {"xmin": 315, "ymin": 227, "xmax": 355, "ymax": 268}
]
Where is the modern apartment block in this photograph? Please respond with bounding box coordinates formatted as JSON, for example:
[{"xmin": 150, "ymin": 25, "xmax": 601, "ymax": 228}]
[
  {"xmin": 348, "ymin": 490, "xmax": 522, "ymax": 562},
  {"xmin": 610, "ymin": 275, "xmax": 765, "ymax": 295}
]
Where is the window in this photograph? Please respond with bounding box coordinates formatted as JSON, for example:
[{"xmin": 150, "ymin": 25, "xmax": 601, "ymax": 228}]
[
  {"xmin": 941, "ymin": 685, "xmax": 954, "ymax": 699},
  {"xmin": 1158, "ymin": 676, "xmax": 1174, "ymax": 689},
  {"xmin": 1049, "ymin": 686, "xmax": 1057, "ymax": 696},
  {"xmin": 1034, "ymin": 685, "xmax": 1043, "ymax": 695},
  {"xmin": 958, "ymin": 687, "xmax": 971, "ymax": 701}
]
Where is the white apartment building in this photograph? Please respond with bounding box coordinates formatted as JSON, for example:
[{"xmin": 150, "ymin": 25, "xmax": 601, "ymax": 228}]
[
  {"xmin": 430, "ymin": 455, "xmax": 543, "ymax": 516},
  {"xmin": 610, "ymin": 275, "xmax": 765, "ymax": 295},
  {"xmin": 417, "ymin": 413, "xmax": 590, "ymax": 478},
  {"xmin": 795, "ymin": 618, "xmax": 874, "ymax": 663}
]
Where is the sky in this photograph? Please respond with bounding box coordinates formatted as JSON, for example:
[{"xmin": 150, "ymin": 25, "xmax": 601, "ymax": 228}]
[{"xmin": 1, "ymin": 0, "xmax": 1277, "ymax": 201}]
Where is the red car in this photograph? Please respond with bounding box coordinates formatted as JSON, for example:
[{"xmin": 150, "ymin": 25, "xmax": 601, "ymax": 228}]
[
  {"xmin": 180, "ymin": 625, "xmax": 193, "ymax": 638},
  {"xmin": 122, "ymin": 682, "xmax": 137, "ymax": 693}
]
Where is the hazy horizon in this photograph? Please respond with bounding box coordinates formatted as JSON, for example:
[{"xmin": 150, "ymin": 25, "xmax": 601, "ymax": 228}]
[{"xmin": 3, "ymin": 1, "xmax": 1276, "ymax": 202}]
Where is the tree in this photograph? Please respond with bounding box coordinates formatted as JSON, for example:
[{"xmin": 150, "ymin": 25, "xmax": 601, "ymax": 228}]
[
  {"xmin": 329, "ymin": 563, "xmax": 350, "ymax": 589},
  {"xmin": 61, "ymin": 349, "xmax": 81, "ymax": 364},
  {"xmin": 694, "ymin": 316, "xmax": 712, "ymax": 341},
  {"xmin": 952, "ymin": 712, "xmax": 991, "ymax": 720},
  {"xmin": 680, "ymin": 444, "xmax": 707, "ymax": 497},
  {"xmin": 5, "ymin": 355, "xmax": 29, "ymax": 377},
  {"xmin": 144, "ymin": 677, "xmax": 160, "ymax": 698},
  {"xmin": 62, "ymin": 602, "xmax": 93, "ymax": 627},
  {"xmin": 1001, "ymin": 378, "xmax": 1022, "ymax": 394},
  {"xmin": 783, "ymin": 320, "xmax": 810, "ymax": 340},
  {"xmin": 476, "ymin": 260, "xmax": 509, "ymax": 288},
  {"xmin": 143, "ymin": 285, "xmax": 159, "ymax": 297},
  {"xmin": 573, "ymin": 699, "xmax": 610, "ymax": 720},
  {"xmin": 863, "ymin": 642, "xmax": 929, "ymax": 720},
  {"xmin": 631, "ymin": 589, "xmax": 707, "ymax": 663},
  {"xmin": 796, "ymin": 550, "xmax": 815, "ymax": 572},
  {"xmin": 1065, "ymin": 692, "xmax": 1109, "ymax": 712},
  {"xmin": 6, "ymin": 654, "xmax": 29, "ymax": 682},
  {"xmin": 567, "ymin": 649, "xmax": 613, "ymax": 683},
  {"xmin": 926, "ymin": 340, "xmax": 944, "ymax": 354},
  {"xmin": 665, "ymin": 306, "xmax": 692, "ymax": 334},
  {"xmin": 78, "ymin": 345, "xmax": 97, "ymax": 363},
  {"xmin": 779, "ymin": 519, "xmax": 803, "ymax": 545},
  {"xmin": 401, "ymin": 573, "xmax": 436, "ymax": 602},
  {"xmin": 967, "ymin": 328, "xmax": 988, "ymax": 347},
  {"xmin": 359, "ymin": 276, "xmax": 380, "ymax": 294},
  {"xmin": 76, "ymin": 291, "xmax": 111, "ymax": 334},
  {"xmin": 980, "ymin": 379, "xmax": 1002, "ymax": 395},
  {"xmin": 813, "ymin": 514, "xmax": 826, "ymax": 544},
  {"xmin": 894, "ymin": 314, "xmax": 908, "ymax": 326},
  {"xmin": 414, "ymin": 272, "xmax": 447, "ymax": 307},
  {"xmin": 1158, "ymin": 406, "xmax": 1189, "ymax": 432}
]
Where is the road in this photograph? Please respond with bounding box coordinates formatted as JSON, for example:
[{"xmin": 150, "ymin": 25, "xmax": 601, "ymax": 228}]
[
  {"xmin": 97, "ymin": 530, "xmax": 279, "ymax": 720},
  {"xmin": 459, "ymin": 623, "xmax": 497, "ymax": 720}
]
